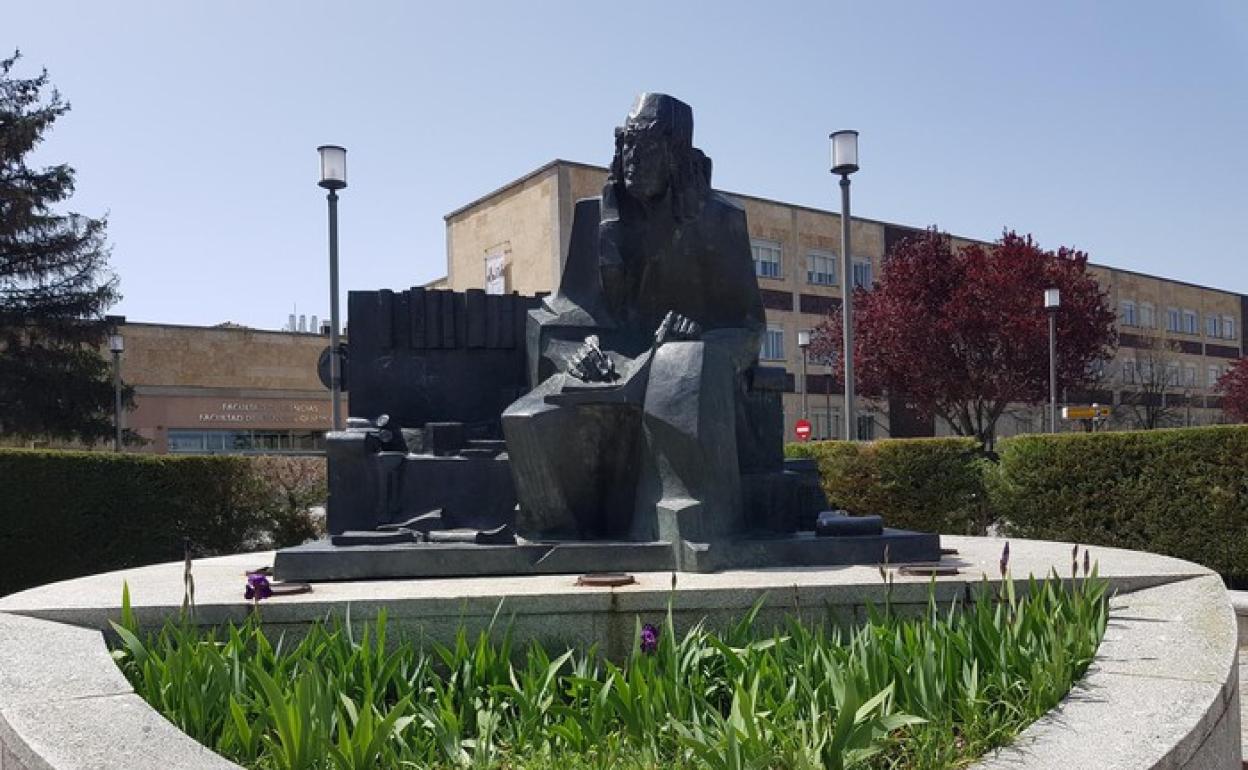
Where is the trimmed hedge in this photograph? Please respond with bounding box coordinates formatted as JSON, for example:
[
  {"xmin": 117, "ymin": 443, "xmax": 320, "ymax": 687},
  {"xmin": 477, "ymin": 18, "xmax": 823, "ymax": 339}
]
[
  {"xmin": 993, "ymin": 425, "xmax": 1248, "ymax": 580},
  {"xmin": 0, "ymin": 450, "xmax": 325, "ymax": 596},
  {"xmin": 786, "ymin": 437, "xmax": 991, "ymax": 535},
  {"xmin": 8, "ymin": 427, "xmax": 1248, "ymax": 592}
]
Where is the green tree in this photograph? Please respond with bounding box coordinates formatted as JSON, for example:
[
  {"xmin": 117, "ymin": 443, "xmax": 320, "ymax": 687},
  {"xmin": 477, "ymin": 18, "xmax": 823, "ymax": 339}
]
[{"xmin": 0, "ymin": 51, "xmax": 128, "ymax": 443}]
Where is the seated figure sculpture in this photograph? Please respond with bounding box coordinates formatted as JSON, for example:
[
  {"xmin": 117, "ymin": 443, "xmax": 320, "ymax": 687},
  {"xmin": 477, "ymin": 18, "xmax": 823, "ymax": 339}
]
[
  {"xmin": 273, "ymin": 93, "xmax": 939, "ymax": 582},
  {"xmin": 503, "ymin": 93, "xmax": 773, "ymax": 547}
]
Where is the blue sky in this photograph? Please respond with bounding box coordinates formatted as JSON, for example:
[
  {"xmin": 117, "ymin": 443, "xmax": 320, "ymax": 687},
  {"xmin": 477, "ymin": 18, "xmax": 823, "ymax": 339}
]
[{"xmin": 7, "ymin": 1, "xmax": 1247, "ymax": 328}]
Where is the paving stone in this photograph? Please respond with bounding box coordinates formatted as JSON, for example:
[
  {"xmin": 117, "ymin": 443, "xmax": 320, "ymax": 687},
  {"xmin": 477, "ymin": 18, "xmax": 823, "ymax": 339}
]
[
  {"xmin": 0, "ymin": 694, "xmax": 240, "ymax": 770},
  {"xmin": 0, "ymin": 614, "xmax": 131, "ymax": 709}
]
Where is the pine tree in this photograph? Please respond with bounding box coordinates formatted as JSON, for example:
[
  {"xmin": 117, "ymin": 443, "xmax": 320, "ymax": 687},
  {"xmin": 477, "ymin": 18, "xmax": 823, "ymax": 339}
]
[{"xmin": 0, "ymin": 51, "xmax": 125, "ymax": 443}]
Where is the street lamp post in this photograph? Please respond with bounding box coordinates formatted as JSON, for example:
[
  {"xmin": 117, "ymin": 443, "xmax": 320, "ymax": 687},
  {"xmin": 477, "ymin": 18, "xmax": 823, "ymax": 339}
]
[
  {"xmin": 797, "ymin": 330, "xmax": 811, "ymax": 423},
  {"xmin": 317, "ymin": 145, "xmax": 347, "ymax": 432},
  {"xmin": 1045, "ymin": 288, "xmax": 1060, "ymax": 433},
  {"xmin": 830, "ymin": 130, "xmax": 859, "ymax": 441},
  {"xmin": 108, "ymin": 332, "xmax": 124, "ymax": 452}
]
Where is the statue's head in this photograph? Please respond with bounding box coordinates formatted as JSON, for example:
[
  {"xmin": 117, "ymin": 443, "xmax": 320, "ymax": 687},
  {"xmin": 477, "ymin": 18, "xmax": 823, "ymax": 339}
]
[{"xmin": 609, "ymin": 93, "xmax": 711, "ymax": 219}]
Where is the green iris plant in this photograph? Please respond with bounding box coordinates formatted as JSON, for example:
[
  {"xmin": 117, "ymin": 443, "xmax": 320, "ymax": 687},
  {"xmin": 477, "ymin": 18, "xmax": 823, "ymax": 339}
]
[{"xmin": 112, "ymin": 569, "xmax": 1107, "ymax": 769}]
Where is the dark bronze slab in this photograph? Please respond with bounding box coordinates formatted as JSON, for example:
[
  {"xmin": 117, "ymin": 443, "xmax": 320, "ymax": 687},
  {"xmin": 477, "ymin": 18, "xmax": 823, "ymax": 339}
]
[{"xmin": 273, "ymin": 529, "xmax": 941, "ymax": 582}]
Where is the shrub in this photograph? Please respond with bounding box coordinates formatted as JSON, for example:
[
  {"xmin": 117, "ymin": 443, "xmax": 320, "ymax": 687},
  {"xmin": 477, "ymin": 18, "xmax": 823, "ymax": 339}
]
[
  {"xmin": 993, "ymin": 425, "xmax": 1248, "ymax": 579},
  {"xmin": 0, "ymin": 449, "xmax": 326, "ymax": 595},
  {"xmin": 248, "ymin": 455, "xmax": 326, "ymax": 547},
  {"xmin": 787, "ymin": 437, "xmax": 990, "ymax": 534}
]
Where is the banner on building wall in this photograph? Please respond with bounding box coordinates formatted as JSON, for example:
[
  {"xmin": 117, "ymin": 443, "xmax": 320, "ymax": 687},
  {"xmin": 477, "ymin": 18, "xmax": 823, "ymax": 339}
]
[{"xmin": 485, "ymin": 253, "xmax": 506, "ymax": 295}]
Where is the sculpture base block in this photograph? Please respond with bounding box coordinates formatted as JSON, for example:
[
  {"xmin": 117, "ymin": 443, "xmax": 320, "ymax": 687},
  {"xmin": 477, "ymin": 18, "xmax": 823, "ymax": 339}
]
[{"xmin": 273, "ymin": 529, "xmax": 940, "ymax": 582}]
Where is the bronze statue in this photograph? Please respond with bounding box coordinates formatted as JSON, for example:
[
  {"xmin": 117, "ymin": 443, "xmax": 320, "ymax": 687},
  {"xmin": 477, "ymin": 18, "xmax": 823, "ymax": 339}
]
[
  {"xmin": 503, "ymin": 93, "xmax": 770, "ymax": 544},
  {"xmin": 275, "ymin": 93, "xmax": 938, "ymax": 582}
]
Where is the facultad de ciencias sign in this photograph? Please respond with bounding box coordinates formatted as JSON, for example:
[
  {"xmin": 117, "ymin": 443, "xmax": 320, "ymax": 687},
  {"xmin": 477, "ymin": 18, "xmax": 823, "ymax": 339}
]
[{"xmin": 197, "ymin": 401, "xmax": 329, "ymax": 426}]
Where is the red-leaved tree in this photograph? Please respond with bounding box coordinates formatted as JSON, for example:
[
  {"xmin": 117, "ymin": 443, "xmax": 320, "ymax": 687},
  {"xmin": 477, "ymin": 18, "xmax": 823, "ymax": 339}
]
[
  {"xmin": 1216, "ymin": 358, "xmax": 1248, "ymax": 422},
  {"xmin": 811, "ymin": 229, "xmax": 1116, "ymax": 447}
]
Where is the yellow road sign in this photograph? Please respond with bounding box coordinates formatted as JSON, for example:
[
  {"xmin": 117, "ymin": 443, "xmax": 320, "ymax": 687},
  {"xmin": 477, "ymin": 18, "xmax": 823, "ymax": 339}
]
[{"xmin": 1062, "ymin": 405, "xmax": 1111, "ymax": 420}]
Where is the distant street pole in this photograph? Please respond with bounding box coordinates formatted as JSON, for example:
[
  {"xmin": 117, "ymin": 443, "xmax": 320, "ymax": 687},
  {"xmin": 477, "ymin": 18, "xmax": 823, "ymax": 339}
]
[
  {"xmin": 830, "ymin": 130, "xmax": 859, "ymax": 441},
  {"xmin": 318, "ymin": 145, "xmax": 348, "ymax": 432},
  {"xmin": 1045, "ymin": 288, "xmax": 1060, "ymax": 433},
  {"xmin": 798, "ymin": 330, "xmax": 811, "ymax": 421},
  {"xmin": 108, "ymin": 331, "xmax": 124, "ymax": 452}
]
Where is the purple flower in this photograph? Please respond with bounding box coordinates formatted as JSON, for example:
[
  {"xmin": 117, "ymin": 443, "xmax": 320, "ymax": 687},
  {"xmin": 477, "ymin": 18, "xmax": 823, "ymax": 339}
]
[
  {"xmin": 640, "ymin": 623, "xmax": 659, "ymax": 654},
  {"xmin": 244, "ymin": 572, "xmax": 273, "ymax": 602}
]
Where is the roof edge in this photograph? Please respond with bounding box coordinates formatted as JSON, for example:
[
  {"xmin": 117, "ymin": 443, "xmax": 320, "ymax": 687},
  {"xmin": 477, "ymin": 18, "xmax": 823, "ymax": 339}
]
[
  {"xmin": 445, "ymin": 160, "xmax": 1246, "ymax": 298},
  {"xmin": 443, "ymin": 159, "xmax": 606, "ymax": 222}
]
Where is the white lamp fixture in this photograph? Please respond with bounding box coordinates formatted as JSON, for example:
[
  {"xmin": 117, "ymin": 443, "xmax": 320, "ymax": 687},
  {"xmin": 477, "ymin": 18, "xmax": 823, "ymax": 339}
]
[
  {"xmin": 1044, "ymin": 287, "xmax": 1061, "ymax": 310},
  {"xmin": 108, "ymin": 334, "xmax": 124, "ymax": 353},
  {"xmin": 829, "ymin": 130, "xmax": 859, "ymax": 176},
  {"xmin": 797, "ymin": 329, "xmax": 811, "ymax": 349},
  {"xmin": 317, "ymin": 145, "xmax": 348, "ymax": 190}
]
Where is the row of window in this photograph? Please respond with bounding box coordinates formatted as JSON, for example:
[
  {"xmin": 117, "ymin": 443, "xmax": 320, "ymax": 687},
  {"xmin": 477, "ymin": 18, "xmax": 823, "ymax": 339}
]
[
  {"xmin": 764, "ymin": 323, "xmax": 1235, "ymax": 389},
  {"xmin": 167, "ymin": 429, "xmax": 327, "ymax": 454},
  {"xmin": 751, "ymin": 239, "xmax": 873, "ymax": 288},
  {"xmin": 1119, "ymin": 361, "xmax": 1232, "ymax": 388},
  {"xmin": 794, "ymin": 411, "xmax": 877, "ymax": 441},
  {"xmin": 1120, "ymin": 300, "xmax": 1236, "ymax": 340}
]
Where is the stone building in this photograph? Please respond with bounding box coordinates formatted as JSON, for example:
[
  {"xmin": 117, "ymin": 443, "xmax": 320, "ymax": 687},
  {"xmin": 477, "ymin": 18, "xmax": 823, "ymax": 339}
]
[
  {"xmin": 437, "ymin": 160, "xmax": 1246, "ymax": 440},
  {"xmin": 105, "ymin": 321, "xmax": 331, "ymax": 454}
]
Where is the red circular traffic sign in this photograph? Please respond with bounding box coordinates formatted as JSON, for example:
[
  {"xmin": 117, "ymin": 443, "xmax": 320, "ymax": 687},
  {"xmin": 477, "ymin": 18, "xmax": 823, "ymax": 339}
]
[{"xmin": 795, "ymin": 419, "xmax": 812, "ymax": 441}]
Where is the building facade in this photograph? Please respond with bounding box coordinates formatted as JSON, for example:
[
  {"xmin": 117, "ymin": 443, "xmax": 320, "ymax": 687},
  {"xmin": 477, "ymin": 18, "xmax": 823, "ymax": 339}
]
[
  {"xmin": 441, "ymin": 160, "xmax": 1246, "ymax": 440},
  {"xmin": 108, "ymin": 322, "xmax": 332, "ymax": 454}
]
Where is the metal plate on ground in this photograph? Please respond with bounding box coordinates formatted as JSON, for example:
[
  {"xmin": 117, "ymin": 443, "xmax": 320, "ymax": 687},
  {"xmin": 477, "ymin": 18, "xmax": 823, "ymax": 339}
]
[
  {"xmin": 897, "ymin": 563, "xmax": 960, "ymax": 577},
  {"xmin": 576, "ymin": 573, "xmax": 636, "ymax": 587}
]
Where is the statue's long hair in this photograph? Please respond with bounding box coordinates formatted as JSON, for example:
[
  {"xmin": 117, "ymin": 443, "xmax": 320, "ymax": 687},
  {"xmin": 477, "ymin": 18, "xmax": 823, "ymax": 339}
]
[{"xmin": 606, "ymin": 127, "xmax": 712, "ymax": 223}]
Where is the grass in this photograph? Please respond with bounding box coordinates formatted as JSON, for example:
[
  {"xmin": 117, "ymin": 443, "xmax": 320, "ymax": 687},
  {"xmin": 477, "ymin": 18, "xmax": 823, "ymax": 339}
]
[{"xmin": 110, "ymin": 566, "xmax": 1107, "ymax": 770}]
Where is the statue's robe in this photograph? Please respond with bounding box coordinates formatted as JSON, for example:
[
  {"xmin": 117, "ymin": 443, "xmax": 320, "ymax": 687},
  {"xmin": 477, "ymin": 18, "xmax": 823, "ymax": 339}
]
[{"xmin": 502, "ymin": 180, "xmax": 767, "ymax": 541}]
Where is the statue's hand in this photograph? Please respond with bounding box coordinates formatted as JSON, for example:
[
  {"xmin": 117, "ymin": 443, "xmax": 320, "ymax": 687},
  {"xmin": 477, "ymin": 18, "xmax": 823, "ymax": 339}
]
[
  {"xmin": 566, "ymin": 335, "xmax": 620, "ymax": 383},
  {"xmin": 654, "ymin": 311, "xmax": 702, "ymax": 346}
]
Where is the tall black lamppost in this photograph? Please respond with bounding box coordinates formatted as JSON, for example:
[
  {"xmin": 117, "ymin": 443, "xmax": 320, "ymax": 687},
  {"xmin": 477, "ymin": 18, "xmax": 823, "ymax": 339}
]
[
  {"xmin": 798, "ymin": 329, "xmax": 811, "ymax": 423},
  {"xmin": 317, "ymin": 145, "xmax": 347, "ymax": 432},
  {"xmin": 108, "ymin": 330, "xmax": 124, "ymax": 452},
  {"xmin": 1045, "ymin": 287, "xmax": 1060, "ymax": 433},
  {"xmin": 830, "ymin": 130, "xmax": 859, "ymax": 440}
]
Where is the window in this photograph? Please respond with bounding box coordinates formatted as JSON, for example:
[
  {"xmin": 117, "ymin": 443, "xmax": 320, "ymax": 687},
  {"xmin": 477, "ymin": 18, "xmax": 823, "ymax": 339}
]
[
  {"xmin": 1138, "ymin": 359, "xmax": 1153, "ymax": 383},
  {"xmin": 1210, "ymin": 365, "xmax": 1222, "ymax": 388},
  {"xmin": 167, "ymin": 431, "xmax": 206, "ymax": 453},
  {"xmin": 1120, "ymin": 300, "xmax": 1137, "ymax": 327},
  {"xmin": 813, "ymin": 408, "xmax": 841, "ymax": 440},
  {"xmin": 1223, "ymin": 316, "xmax": 1236, "ymax": 340},
  {"xmin": 1121, "ymin": 359, "xmax": 1136, "ymax": 384},
  {"xmin": 1182, "ymin": 309, "xmax": 1198, "ymax": 335},
  {"xmin": 1165, "ymin": 362, "xmax": 1180, "ymax": 387},
  {"xmin": 1207, "ymin": 314, "xmax": 1221, "ymax": 338},
  {"xmin": 760, "ymin": 325, "xmax": 785, "ymax": 361},
  {"xmin": 1139, "ymin": 303, "xmax": 1155, "ymax": 328},
  {"xmin": 1184, "ymin": 364, "xmax": 1198, "ymax": 387},
  {"xmin": 166, "ymin": 429, "xmax": 326, "ymax": 455},
  {"xmin": 856, "ymin": 414, "xmax": 876, "ymax": 441},
  {"xmin": 1166, "ymin": 307, "xmax": 1181, "ymax": 333},
  {"xmin": 806, "ymin": 250, "xmax": 837, "ymax": 286},
  {"xmin": 752, "ymin": 239, "xmax": 782, "ymax": 279},
  {"xmin": 851, "ymin": 258, "xmax": 873, "ymax": 289},
  {"xmin": 1086, "ymin": 358, "xmax": 1106, "ymax": 380}
]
